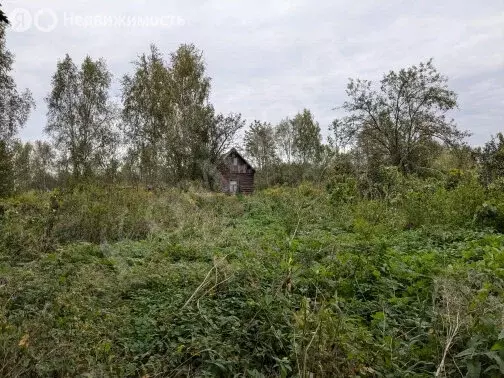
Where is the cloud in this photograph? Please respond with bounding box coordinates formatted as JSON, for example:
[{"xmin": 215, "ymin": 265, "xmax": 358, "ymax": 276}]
[{"xmin": 3, "ymin": 0, "xmax": 503, "ymax": 145}]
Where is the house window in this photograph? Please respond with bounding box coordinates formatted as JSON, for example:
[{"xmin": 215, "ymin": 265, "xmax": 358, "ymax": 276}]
[
  {"xmin": 233, "ymin": 157, "xmax": 238, "ymax": 166},
  {"xmin": 229, "ymin": 180, "xmax": 238, "ymax": 194}
]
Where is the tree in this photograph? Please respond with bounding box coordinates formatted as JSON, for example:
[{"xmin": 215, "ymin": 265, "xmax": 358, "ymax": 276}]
[
  {"xmin": 335, "ymin": 59, "xmax": 467, "ymax": 174},
  {"xmin": 244, "ymin": 121, "xmax": 276, "ymax": 170},
  {"xmin": 45, "ymin": 55, "xmax": 118, "ymax": 181},
  {"xmin": 0, "ymin": 140, "xmax": 13, "ymax": 197},
  {"xmin": 123, "ymin": 44, "xmax": 234, "ymax": 187},
  {"xmin": 275, "ymin": 118, "xmax": 295, "ymax": 163},
  {"xmin": 0, "ymin": 3, "xmax": 8, "ymax": 25},
  {"xmin": 0, "ymin": 22, "xmax": 34, "ymax": 197},
  {"xmin": 0, "ymin": 25, "xmax": 34, "ymax": 143},
  {"xmin": 204, "ymin": 112, "xmax": 245, "ymax": 187},
  {"xmin": 12, "ymin": 141, "xmax": 33, "ymax": 192},
  {"xmin": 291, "ymin": 109, "xmax": 322, "ymax": 164},
  {"xmin": 122, "ymin": 45, "xmax": 171, "ymax": 185},
  {"xmin": 9, "ymin": 140, "xmax": 55, "ymax": 193},
  {"xmin": 479, "ymin": 133, "xmax": 504, "ymax": 186},
  {"xmin": 31, "ymin": 140, "xmax": 55, "ymax": 190},
  {"xmin": 244, "ymin": 121, "xmax": 277, "ymax": 187},
  {"xmin": 208, "ymin": 113, "xmax": 245, "ymax": 161},
  {"xmin": 328, "ymin": 119, "xmax": 348, "ymax": 154},
  {"xmin": 167, "ymin": 44, "xmax": 215, "ymax": 182}
]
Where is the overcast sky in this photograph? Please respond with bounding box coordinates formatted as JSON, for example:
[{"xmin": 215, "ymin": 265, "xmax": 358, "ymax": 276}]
[{"xmin": 3, "ymin": 0, "xmax": 504, "ymax": 145}]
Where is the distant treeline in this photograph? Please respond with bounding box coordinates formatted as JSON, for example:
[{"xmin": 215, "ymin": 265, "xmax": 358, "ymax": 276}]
[{"xmin": 1, "ymin": 19, "xmax": 504, "ymax": 196}]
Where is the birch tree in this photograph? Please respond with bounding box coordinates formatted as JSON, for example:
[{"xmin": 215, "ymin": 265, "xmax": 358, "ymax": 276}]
[{"xmin": 45, "ymin": 55, "xmax": 118, "ymax": 181}]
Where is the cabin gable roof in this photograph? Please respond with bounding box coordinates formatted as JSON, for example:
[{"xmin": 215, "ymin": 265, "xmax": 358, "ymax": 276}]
[{"xmin": 222, "ymin": 148, "xmax": 256, "ymax": 173}]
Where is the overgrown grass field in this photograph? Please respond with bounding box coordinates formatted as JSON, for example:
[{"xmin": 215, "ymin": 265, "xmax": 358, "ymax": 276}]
[{"xmin": 1, "ymin": 179, "xmax": 504, "ymax": 377}]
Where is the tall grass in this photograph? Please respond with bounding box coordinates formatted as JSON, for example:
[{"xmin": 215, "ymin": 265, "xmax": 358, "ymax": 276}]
[{"xmin": 0, "ymin": 180, "xmax": 503, "ymax": 376}]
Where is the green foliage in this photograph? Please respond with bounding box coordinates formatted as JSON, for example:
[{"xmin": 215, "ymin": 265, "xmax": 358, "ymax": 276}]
[
  {"xmin": 45, "ymin": 54, "xmax": 118, "ymax": 181},
  {"xmin": 0, "ymin": 140, "xmax": 13, "ymax": 198},
  {"xmin": 479, "ymin": 132, "xmax": 504, "ymax": 186},
  {"xmin": 474, "ymin": 202, "xmax": 504, "ymax": 233},
  {"xmin": 3, "ymin": 29, "xmax": 503, "ymax": 376},
  {"xmin": 245, "ymin": 121, "xmax": 277, "ymax": 171},
  {"xmin": 1, "ymin": 180, "xmax": 504, "ymax": 376},
  {"xmin": 12, "ymin": 141, "xmax": 33, "ymax": 193},
  {"xmin": 326, "ymin": 176, "xmax": 358, "ymax": 206},
  {"xmin": 121, "ymin": 44, "xmax": 237, "ymax": 187},
  {"xmin": 291, "ymin": 109, "xmax": 322, "ymax": 165},
  {"xmin": 335, "ymin": 59, "xmax": 467, "ymax": 175},
  {"xmin": 0, "ymin": 24, "xmax": 34, "ymax": 144},
  {"xmin": 399, "ymin": 176, "xmax": 486, "ymax": 229}
]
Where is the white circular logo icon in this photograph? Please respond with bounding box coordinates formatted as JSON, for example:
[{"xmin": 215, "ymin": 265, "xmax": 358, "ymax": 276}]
[
  {"xmin": 34, "ymin": 8, "xmax": 58, "ymax": 32},
  {"xmin": 8, "ymin": 7, "xmax": 58, "ymax": 32},
  {"xmin": 9, "ymin": 8, "xmax": 33, "ymax": 32}
]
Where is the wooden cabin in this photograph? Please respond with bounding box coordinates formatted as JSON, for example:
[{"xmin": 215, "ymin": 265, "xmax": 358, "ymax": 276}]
[{"xmin": 219, "ymin": 148, "xmax": 255, "ymax": 195}]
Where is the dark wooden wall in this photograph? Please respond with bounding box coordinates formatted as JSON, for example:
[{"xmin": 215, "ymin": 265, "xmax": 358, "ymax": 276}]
[
  {"xmin": 221, "ymin": 172, "xmax": 255, "ymax": 194},
  {"xmin": 219, "ymin": 151, "xmax": 255, "ymax": 194}
]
